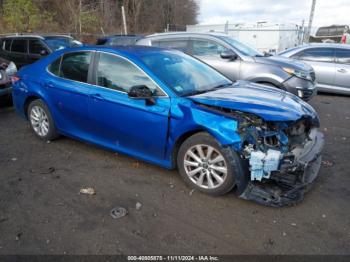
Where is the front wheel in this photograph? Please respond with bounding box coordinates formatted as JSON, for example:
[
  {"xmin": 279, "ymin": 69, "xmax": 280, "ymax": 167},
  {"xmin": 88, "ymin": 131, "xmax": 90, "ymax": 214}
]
[
  {"xmin": 28, "ymin": 99, "xmax": 59, "ymax": 141},
  {"xmin": 177, "ymin": 132, "xmax": 242, "ymax": 196}
]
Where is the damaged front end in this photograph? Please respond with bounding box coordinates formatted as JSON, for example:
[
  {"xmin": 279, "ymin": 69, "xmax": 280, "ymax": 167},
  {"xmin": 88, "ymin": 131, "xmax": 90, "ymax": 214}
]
[{"xmin": 235, "ymin": 112, "xmax": 324, "ymax": 207}]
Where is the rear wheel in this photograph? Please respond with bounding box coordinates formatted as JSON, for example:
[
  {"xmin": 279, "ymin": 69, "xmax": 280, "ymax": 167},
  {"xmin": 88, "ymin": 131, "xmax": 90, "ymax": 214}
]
[
  {"xmin": 27, "ymin": 99, "xmax": 59, "ymax": 141},
  {"xmin": 177, "ymin": 132, "xmax": 242, "ymax": 196}
]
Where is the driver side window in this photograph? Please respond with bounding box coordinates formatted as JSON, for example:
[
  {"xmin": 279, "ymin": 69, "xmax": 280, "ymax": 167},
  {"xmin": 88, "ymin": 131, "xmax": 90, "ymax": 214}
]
[
  {"xmin": 96, "ymin": 53, "xmax": 165, "ymax": 96},
  {"xmin": 192, "ymin": 40, "xmax": 229, "ymax": 57}
]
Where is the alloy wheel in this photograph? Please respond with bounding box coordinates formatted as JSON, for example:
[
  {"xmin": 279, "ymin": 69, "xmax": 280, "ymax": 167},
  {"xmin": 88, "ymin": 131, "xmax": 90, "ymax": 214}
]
[
  {"xmin": 30, "ymin": 105, "xmax": 50, "ymax": 137},
  {"xmin": 183, "ymin": 144, "xmax": 227, "ymax": 189}
]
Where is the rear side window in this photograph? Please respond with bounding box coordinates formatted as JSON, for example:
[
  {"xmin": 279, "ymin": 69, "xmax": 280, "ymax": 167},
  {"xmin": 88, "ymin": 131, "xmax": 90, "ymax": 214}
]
[
  {"xmin": 60, "ymin": 52, "xmax": 92, "ymax": 82},
  {"xmin": 11, "ymin": 39, "xmax": 28, "ymax": 53},
  {"xmin": 335, "ymin": 49, "xmax": 350, "ymax": 64},
  {"xmin": 192, "ymin": 40, "xmax": 229, "ymax": 57},
  {"xmin": 29, "ymin": 39, "xmax": 48, "ymax": 54},
  {"xmin": 153, "ymin": 39, "xmax": 189, "ymax": 53},
  {"xmin": 48, "ymin": 57, "xmax": 62, "ymax": 76},
  {"xmin": 295, "ymin": 48, "xmax": 334, "ymax": 62}
]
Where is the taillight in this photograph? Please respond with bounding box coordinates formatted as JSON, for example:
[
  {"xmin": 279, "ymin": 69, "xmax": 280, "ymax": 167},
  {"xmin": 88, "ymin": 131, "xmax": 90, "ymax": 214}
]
[{"xmin": 11, "ymin": 75, "xmax": 20, "ymax": 84}]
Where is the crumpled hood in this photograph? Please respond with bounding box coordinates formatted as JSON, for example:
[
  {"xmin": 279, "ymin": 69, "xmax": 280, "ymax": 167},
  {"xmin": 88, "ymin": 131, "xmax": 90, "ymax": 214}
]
[
  {"xmin": 254, "ymin": 55, "xmax": 313, "ymax": 72},
  {"xmin": 189, "ymin": 81, "xmax": 319, "ymax": 122}
]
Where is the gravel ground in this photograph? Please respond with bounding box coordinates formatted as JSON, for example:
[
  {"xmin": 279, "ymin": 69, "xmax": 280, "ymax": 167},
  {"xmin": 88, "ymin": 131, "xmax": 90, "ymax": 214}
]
[{"xmin": 0, "ymin": 93, "xmax": 349, "ymax": 255}]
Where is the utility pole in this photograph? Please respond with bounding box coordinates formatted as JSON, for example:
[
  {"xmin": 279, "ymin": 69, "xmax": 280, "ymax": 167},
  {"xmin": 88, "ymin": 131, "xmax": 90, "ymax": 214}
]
[
  {"xmin": 121, "ymin": 5, "xmax": 127, "ymax": 35},
  {"xmin": 79, "ymin": 0, "xmax": 82, "ymax": 40},
  {"xmin": 304, "ymin": 0, "xmax": 316, "ymax": 43}
]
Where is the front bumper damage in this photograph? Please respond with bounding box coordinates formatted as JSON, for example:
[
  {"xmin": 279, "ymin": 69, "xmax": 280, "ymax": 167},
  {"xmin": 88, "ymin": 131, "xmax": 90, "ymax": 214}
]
[{"xmin": 238, "ymin": 129, "xmax": 324, "ymax": 207}]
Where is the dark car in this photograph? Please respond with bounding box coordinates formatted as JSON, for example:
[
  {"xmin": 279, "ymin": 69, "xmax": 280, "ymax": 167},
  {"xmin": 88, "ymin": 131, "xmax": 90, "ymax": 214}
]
[
  {"xmin": 12, "ymin": 45, "xmax": 324, "ymax": 206},
  {"xmin": 0, "ymin": 57, "xmax": 17, "ymax": 104},
  {"xmin": 96, "ymin": 35, "xmax": 143, "ymax": 46},
  {"xmin": 0, "ymin": 35, "xmax": 82, "ymax": 68},
  {"xmin": 137, "ymin": 32, "xmax": 317, "ymax": 101}
]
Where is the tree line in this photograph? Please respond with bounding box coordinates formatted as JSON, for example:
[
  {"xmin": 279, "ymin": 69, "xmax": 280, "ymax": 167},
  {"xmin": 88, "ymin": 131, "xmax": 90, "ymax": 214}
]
[{"xmin": 0, "ymin": 0, "xmax": 199, "ymax": 39}]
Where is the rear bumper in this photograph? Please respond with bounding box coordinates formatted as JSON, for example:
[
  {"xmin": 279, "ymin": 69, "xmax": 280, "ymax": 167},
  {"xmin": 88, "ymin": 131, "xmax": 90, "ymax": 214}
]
[
  {"xmin": 282, "ymin": 76, "xmax": 317, "ymax": 101},
  {"xmin": 238, "ymin": 130, "xmax": 324, "ymax": 207}
]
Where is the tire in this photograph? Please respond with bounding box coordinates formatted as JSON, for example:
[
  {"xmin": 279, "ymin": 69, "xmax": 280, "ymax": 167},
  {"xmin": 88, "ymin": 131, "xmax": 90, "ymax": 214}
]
[
  {"xmin": 177, "ymin": 132, "xmax": 242, "ymax": 196},
  {"xmin": 27, "ymin": 99, "xmax": 59, "ymax": 141}
]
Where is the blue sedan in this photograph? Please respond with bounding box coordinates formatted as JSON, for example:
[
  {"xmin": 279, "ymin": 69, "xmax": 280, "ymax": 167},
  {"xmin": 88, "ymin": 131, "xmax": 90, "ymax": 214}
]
[{"xmin": 12, "ymin": 46, "xmax": 324, "ymax": 206}]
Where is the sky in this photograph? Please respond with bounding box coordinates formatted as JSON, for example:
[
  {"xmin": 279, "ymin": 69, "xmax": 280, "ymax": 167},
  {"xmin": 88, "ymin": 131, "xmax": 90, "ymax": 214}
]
[{"xmin": 197, "ymin": 0, "xmax": 349, "ymax": 27}]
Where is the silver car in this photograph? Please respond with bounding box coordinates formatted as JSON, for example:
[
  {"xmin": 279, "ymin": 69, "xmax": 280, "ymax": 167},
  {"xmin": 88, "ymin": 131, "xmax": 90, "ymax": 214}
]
[
  {"xmin": 279, "ymin": 43, "xmax": 350, "ymax": 95},
  {"xmin": 137, "ymin": 32, "xmax": 317, "ymax": 100}
]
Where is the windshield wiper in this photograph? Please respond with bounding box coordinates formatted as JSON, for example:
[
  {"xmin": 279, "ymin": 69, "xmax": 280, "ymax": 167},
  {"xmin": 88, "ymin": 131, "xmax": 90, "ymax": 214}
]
[{"xmin": 182, "ymin": 83, "xmax": 232, "ymax": 97}]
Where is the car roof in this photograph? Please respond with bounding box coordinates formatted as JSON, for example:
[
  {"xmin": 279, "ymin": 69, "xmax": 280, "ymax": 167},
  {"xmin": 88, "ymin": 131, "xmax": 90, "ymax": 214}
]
[
  {"xmin": 281, "ymin": 43, "xmax": 350, "ymax": 54},
  {"xmin": 1, "ymin": 34, "xmax": 73, "ymax": 40},
  {"xmin": 144, "ymin": 31, "xmax": 229, "ymax": 39},
  {"xmin": 99, "ymin": 35, "xmax": 143, "ymax": 39},
  {"xmin": 58, "ymin": 45, "xmax": 176, "ymax": 58},
  {"xmin": 2, "ymin": 34, "xmax": 45, "ymax": 40}
]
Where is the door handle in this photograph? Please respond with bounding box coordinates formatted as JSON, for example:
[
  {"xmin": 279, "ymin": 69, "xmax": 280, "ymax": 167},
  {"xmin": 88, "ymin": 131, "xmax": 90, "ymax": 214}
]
[
  {"xmin": 337, "ymin": 68, "xmax": 347, "ymax": 73},
  {"xmin": 91, "ymin": 93, "xmax": 105, "ymax": 101}
]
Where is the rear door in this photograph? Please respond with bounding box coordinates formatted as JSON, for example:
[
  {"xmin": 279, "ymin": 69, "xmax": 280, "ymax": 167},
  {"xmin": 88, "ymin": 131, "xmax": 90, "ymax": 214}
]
[
  {"xmin": 9, "ymin": 39, "xmax": 28, "ymax": 68},
  {"xmin": 152, "ymin": 38, "xmax": 191, "ymax": 54},
  {"xmin": 334, "ymin": 48, "xmax": 350, "ymax": 89},
  {"xmin": 88, "ymin": 52, "xmax": 171, "ymax": 161},
  {"xmin": 45, "ymin": 51, "xmax": 94, "ymax": 138},
  {"xmin": 293, "ymin": 48, "xmax": 335, "ymax": 88},
  {"xmin": 28, "ymin": 39, "xmax": 50, "ymax": 64}
]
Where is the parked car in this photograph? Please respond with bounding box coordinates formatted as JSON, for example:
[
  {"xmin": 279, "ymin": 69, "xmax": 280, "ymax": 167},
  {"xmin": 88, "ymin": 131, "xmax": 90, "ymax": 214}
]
[
  {"xmin": 279, "ymin": 43, "xmax": 350, "ymax": 95},
  {"xmin": 0, "ymin": 57, "xmax": 17, "ymax": 104},
  {"xmin": 136, "ymin": 32, "xmax": 317, "ymax": 101},
  {"xmin": 12, "ymin": 46, "xmax": 324, "ymax": 206},
  {"xmin": 310, "ymin": 25, "xmax": 349, "ymax": 43},
  {"xmin": 0, "ymin": 34, "xmax": 82, "ymax": 68},
  {"xmin": 341, "ymin": 26, "xmax": 350, "ymax": 44},
  {"xmin": 96, "ymin": 35, "xmax": 144, "ymax": 46}
]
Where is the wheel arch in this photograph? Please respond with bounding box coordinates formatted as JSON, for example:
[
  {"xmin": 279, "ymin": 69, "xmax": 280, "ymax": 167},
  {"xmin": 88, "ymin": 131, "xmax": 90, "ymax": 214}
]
[
  {"xmin": 24, "ymin": 95, "xmax": 42, "ymax": 119},
  {"xmin": 171, "ymin": 128, "xmax": 207, "ymax": 168}
]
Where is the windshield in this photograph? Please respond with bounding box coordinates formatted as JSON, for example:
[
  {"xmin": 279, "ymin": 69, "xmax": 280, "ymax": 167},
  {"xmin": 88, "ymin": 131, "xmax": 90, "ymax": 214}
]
[
  {"xmin": 140, "ymin": 50, "xmax": 232, "ymax": 96},
  {"xmin": 217, "ymin": 35, "xmax": 263, "ymax": 57},
  {"xmin": 45, "ymin": 37, "xmax": 82, "ymax": 51}
]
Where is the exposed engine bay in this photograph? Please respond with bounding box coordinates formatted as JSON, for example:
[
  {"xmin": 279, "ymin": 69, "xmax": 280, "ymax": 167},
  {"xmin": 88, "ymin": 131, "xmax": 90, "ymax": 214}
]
[{"xmin": 197, "ymin": 104, "xmax": 324, "ymax": 207}]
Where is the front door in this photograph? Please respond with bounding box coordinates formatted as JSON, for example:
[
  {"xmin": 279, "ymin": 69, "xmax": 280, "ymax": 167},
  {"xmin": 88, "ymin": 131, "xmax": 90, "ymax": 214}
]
[
  {"xmin": 190, "ymin": 39, "xmax": 241, "ymax": 81},
  {"xmin": 334, "ymin": 48, "xmax": 350, "ymax": 89},
  {"xmin": 28, "ymin": 39, "xmax": 49, "ymax": 64},
  {"xmin": 296, "ymin": 48, "xmax": 335, "ymax": 88},
  {"xmin": 88, "ymin": 52, "xmax": 170, "ymax": 161}
]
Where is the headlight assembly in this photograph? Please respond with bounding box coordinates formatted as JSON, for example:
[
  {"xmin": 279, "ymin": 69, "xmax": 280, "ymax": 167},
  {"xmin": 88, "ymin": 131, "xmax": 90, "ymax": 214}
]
[
  {"xmin": 282, "ymin": 67, "xmax": 313, "ymax": 81},
  {"xmin": 5, "ymin": 62, "xmax": 17, "ymax": 77}
]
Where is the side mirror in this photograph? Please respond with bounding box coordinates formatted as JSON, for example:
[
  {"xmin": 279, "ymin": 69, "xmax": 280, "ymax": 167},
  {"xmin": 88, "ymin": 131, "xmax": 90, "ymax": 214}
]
[
  {"xmin": 128, "ymin": 85, "xmax": 155, "ymax": 106},
  {"xmin": 40, "ymin": 49, "xmax": 49, "ymax": 56},
  {"xmin": 220, "ymin": 50, "xmax": 238, "ymax": 60}
]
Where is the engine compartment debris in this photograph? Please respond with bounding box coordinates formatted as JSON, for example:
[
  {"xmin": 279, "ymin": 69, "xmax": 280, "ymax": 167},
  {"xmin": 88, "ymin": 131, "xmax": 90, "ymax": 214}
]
[{"xmin": 199, "ymin": 105, "xmax": 324, "ymax": 207}]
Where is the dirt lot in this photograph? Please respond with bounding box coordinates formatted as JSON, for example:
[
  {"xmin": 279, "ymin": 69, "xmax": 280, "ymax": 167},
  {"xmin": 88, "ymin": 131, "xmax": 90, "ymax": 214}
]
[{"xmin": 0, "ymin": 94, "xmax": 349, "ymax": 255}]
